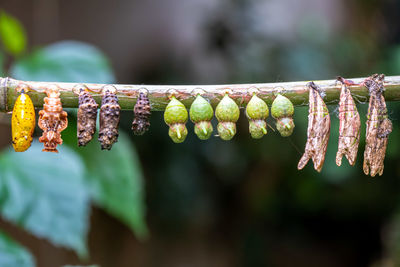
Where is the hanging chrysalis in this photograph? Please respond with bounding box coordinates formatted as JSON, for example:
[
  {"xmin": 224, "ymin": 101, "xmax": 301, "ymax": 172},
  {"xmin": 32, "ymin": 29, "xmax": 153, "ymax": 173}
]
[
  {"xmin": 189, "ymin": 95, "xmax": 213, "ymax": 140},
  {"xmin": 297, "ymin": 82, "xmax": 331, "ymax": 172},
  {"xmin": 164, "ymin": 96, "xmax": 188, "ymax": 143},
  {"xmin": 215, "ymin": 94, "xmax": 240, "ymax": 140},
  {"xmin": 245, "ymin": 94, "xmax": 268, "ymax": 139},
  {"xmin": 363, "ymin": 74, "xmax": 392, "ymax": 177},
  {"xmin": 38, "ymin": 85, "xmax": 68, "ymax": 153},
  {"xmin": 98, "ymin": 85, "xmax": 120, "ymax": 150},
  {"xmin": 271, "ymin": 94, "xmax": 295, "ymax": 137},
  {"xmin": 335, "ymin": 77, "xmax": 361, "ymax": 166},
  {"xmin": 132, "ymin": 91, "xmax": 151, "ymax": 135},
  {"xmin": 76, "ymin": 85, "xmax": 98, "ymax": 147},
  {"xmin": 11, "ymin": 84, "xmax": 36, "ymax": 152}
]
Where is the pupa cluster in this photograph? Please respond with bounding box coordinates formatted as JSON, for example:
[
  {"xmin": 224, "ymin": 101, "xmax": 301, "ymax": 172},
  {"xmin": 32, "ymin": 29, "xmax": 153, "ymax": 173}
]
[
  {"xmin": 164, "ymin": 90, "xmax": 295, "ymax": 143},
  {"xmin": 9, "ymin": 74, "xmax": 392, "ymax": 176},
  {"xmin": 10, "ymin": 84, "xmax": 150, "ymax": 153},
  {"xmin": 297, "ymin": 74, "xmax": 392, "ymax": 177}
]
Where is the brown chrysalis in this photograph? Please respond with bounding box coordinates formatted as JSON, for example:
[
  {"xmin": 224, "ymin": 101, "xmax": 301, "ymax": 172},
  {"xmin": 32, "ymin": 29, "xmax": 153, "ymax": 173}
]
[
  {"xmin": 38, "ymin": 85, "xmax": 68, "ymax": 153},
  {"xmin": 336, "ymin": 77, "xmax": 361, "ymax": 166},
  {"xmin": 132, "ymin": 91, "xmax": 151, "ymax": 135},
  {"xmin": 297, "ymin": 82, "xmax": 331, "ymax": 172},
  {"xmin": 363, "ymin": 74, "xmax": 392, "ymax": 177},
  {"xmin": 98, "ymin": 85, "xmax": 120, "ymax": 150},
  {"xmin": 76, "ymin": 85, "xmax": 98, "ymax": 147}
]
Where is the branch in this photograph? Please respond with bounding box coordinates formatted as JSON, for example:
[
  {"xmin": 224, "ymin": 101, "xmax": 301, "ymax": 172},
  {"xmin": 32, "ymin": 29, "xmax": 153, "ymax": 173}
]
[{"xmin": 1, "ymin": 76, "xmax": 400, "ymax": 112}]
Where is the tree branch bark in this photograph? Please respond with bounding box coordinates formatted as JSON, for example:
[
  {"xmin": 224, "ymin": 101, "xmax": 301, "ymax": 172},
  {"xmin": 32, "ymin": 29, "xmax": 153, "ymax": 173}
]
[{"xmin": 1, "ymin": 76, "xmax": 400, "ymax": 112}]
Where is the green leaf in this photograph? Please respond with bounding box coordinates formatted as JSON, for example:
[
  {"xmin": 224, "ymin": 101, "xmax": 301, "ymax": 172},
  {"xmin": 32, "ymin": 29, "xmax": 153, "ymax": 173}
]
[
  {"xmin": 62, "ymin": 266, "xmax": 99, "ymax": 267},
  {"xmin": 63, "ymin": 118, "xmax": 148, "ymax": 239},
  {"xmin": 10, "ymin": 41, "xmax": 115, "ymax": 83},
  {"xmin": 0, "ymin": 11, "xmax": 27, "ymax": 56},
  {"xmin": 0, "ymin": 230, "xmax": 34, "ymax": 267},
  {"xmin": 0, "ymin": 141, "xmax": 90, "ymax": 257},
  {"xmin": 84, "ymin": 132, "xmax": 148, "ymax": 239}
]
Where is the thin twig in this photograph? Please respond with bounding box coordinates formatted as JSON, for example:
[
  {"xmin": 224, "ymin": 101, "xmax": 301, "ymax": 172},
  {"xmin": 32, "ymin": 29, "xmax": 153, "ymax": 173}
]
[{"xmin": 1, "ymin": 76, "xmax": 400, "ymax": 112}]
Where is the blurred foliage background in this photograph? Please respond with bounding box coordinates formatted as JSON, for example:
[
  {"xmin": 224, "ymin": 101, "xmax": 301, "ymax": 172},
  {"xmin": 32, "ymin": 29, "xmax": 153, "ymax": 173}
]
[{"xmin": 0, "ymin": 0, "xmax": 400, "ymax": 266}]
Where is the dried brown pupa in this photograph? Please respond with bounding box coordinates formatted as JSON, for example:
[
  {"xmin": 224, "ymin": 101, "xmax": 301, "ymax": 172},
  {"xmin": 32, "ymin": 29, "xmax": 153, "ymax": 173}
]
[
  {"xmin": 297, "ymin": 82, "xmax": 331, "ymax": 172},
  {"xmin": 336, "ymin": 77, "xmax": 361, "ymax": 166},
  {"xmin": 38, "ymin": 85, "xmax": 68, "ymax": 153},
  {"xmin": 98, "ymin": 85, "xmax": 120, "ymax": 150},
  {"xmin": 363, "ymin": 74, "xmax": 392, "ymax": 177},
  {"xmin": 76, "ymin": 85, "xmax": 98, "ymax": 147},
  {"xmin": 132, "ymin": 91, "xmax": 151, "ymax": 135}
]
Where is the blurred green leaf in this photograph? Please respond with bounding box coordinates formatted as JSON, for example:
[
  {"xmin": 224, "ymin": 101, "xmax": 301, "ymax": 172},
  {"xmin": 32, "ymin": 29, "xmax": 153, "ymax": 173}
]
[
  {"xmin": 82, "ymin": 132, "xmax": 148, "ymax": 239},
  {"xmin": 0, "ymin": 142, "xmax": 90, "ymax": 257},
  {"xmin": 63, "ymin": 266, "xmax": 99, "ymax": 267},
  {"xmin": 0, "ymin": 11, "xmax": 26, "ymax": 56},
  {"xmin": 10, "ymin": 41, "xmax": 115, "ymax": 83},
  {"xmin": 62, "ymin": 117, "xmax": 148, "ymax": 240},
  {"xmin": 0, "ymin": 230, "xmax": 34, "ymax": 267}
]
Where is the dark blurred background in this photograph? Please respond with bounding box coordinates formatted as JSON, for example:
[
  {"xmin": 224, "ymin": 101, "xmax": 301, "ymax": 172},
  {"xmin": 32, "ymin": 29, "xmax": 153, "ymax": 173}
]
[{"xmin": 1, "ymin": 0, "xmax": 400, "ymax": 266}]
